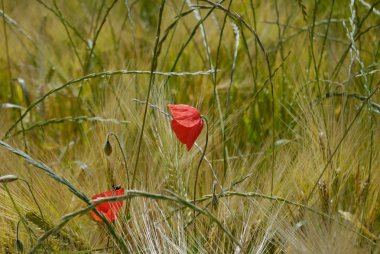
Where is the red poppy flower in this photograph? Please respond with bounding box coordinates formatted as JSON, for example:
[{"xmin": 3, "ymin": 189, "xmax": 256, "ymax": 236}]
[
  {"xmin": 90, "ymin": 188, "xmax": 124, "ymax": 222},
  {"xmin": 168, "ymin": 104, "xmax": 204, "ymax": 151}
]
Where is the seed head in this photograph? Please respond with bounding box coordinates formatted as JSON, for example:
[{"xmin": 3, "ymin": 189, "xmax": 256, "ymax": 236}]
[{"xmin": 0, "ymin": 175, "xmax": 18, "ymax": 183}]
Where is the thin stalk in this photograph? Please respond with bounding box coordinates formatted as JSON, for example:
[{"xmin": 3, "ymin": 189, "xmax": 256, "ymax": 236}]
[
  {"xmin": 213, "ymin": 0, "xmax": 233, "ymax": 184},
  {"xmin": 3, "ymin": 184, "xmax": 34, "ymax": 244},
  {"xmin": 347, "ymin": 0, "xmax": 374, "ymax": 209},
  {"xmin": 3, "ymin": 69, "xmax": 214, "ymax": 140},
  {"xmin": 224, "ymin": 21, "xmax": 240, "ymax": 184},
  {"xmin": 18, "ymin": 109, "xmax": 28, "ymax": 153},
  {"xmin": 307, "ymin": 84, "xmax": 380, "ymax": 202},
  {"xmin": 35, "ymin": 0, "xmax": 87, "ymax": 43},
  {"xmin": 131, "ymin": 0, "xmax": 166, "ymax": 190},
  {"xmin": 317, "ymin": 0, "xmax": 335, "ymax": 71},
  {"xmin": 0, "ymin": 140, "xmax": 128, "ymax": 252},
  {"xmin": 309, "ymin": 0, "xmax": 334, "ymax": 187},
  {"xmin": 275, "ymin": 0, "xmax": 285, "ymax": 81},
  {"xmin": 193, "ymin": 116, "xmax": 209, "ymax": 235},
  {"xmin": 1, "ymin": 0, "xmax": 13, "ymax": 101},
  {"xmin": 172, "ymin": 182, "xmax": 378, "ymax": 246},
  {"xmin": 10, "ymin": 116, "xmax": 129, "ymax": 139},
  {"xmin": 200, "ymin": 191, "xmax": 378, "ymax": 244},
  {"xmin": 29, "ymin": 189, "xmax": 377, "ymax": 252},
  {"xmin": 52, "ymin": 0, "xmax": 84, "ymax": 70},
  {"xmin": 320, "ymin": 92, "xmax": 380, "ymax": 112},
  {"xmin": 162, "ymin": 0, "xmax": 225, "ymax": 89},
  {"xmin": 163, "ymin": 0, "xmax": 186, "ymax": 66},
  {"xmin": 331, "ymin": 0, "xmax": 380, "ymax": 80},
  {"xmin": 16, "ymin": 220, "xmax": 23, "ymax": 253},
  {"xmin": 249, "ymin": 0, "xmax": 258, "ymax": 91},
  {"xmin": 107, "ymin": 133, "xmax": 129, "ymax": 189},
  {"xmin": 77, "ymin": 0, "xmax": 119, "ymax": 106},
  {"xmin": 200, "ymin": 0, "xmax": 276, "ymax": 197},
  {"xmin": 29, "ymin": 190, "xmax": 241, "ymax": 253},
  {"xmin": 83, "ymin": 0, "xmax": 118, "ymax": 74},
  {"xmin": 19, "ymin": 179, "xmax": 45, "ymax": 233}
]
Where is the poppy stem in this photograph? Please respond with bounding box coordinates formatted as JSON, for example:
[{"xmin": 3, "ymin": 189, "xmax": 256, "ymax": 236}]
[
  {"xmin": 106, "ymin": 132, "xmax": 132, "ymax": 220},
  {"xmin": 3, "ymin": 183, "xmax": 34, "ymax": 245},
  {"xmin": 193, "ymin": 116, "xmax": 208, "ymax": 236},
  {"xmin": 19, "ymin": 179, "xmax": 46, "ymax": 233},
  {"xmin": 106, "ymin": 132, "xmax": 129, "ymax": 189},
  {"xmin": 16, "ymin": 220, "xmax": 23, "ymax": 253}
]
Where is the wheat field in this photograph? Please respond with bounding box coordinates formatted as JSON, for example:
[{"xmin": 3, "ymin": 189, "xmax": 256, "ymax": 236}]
[{"xmin": 0, "ymin": 0, "xmax": 379, "ymax": 253}]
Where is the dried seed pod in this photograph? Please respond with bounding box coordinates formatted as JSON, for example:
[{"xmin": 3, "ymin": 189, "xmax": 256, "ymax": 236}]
[
  {"xmin": 0, "ymin": 175, "xmax": 18, "ymax": 183},
  {"xmin": 104, "ymin": 140, "xmax": 112, "ymax": 156}
]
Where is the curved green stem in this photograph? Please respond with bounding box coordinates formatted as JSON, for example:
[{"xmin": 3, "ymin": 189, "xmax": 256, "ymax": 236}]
[
  {"xmin": 0, "ymin": 140, "xmax": 128, "ymax": 252},
  {"xmin": 2, "ymin": 69, "xmax": 212, "ymax": 140},
  {"xmin": 19, "ymin": 179, "xmax": 45, "ymax": 233},
  {"xmin": 193, "ymin": 116, "xmax": 209, "ymax": 234},
  {"xmin": 16, "ymin": 220, "xmax": 23, "ymax": 253},
  {"xmin": 3, "ymin": 183, "xmax": 34, "ymax": 244},
  {"xmin": 28, "ymin": 190, "xmax": 241, "ymax": 253},
  {"xmin": 106, "ymin": 132, "xmax": 129, "ymax": 189},
  {"xmin": 106, "ymin": 132, "xmax": 131, "ymax": 218}
]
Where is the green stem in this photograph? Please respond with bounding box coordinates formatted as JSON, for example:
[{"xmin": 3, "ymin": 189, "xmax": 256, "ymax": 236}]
[
  {"xmin": 3, "ymin": 183, "xmax": 34, "ymax": 244},
  {"xmin": 19, "ymin": 179, "xmax": 45, "ymax": 233},
  {"xmin": 16, "ymin": 220, "xmax": 23, "ymax": 253},
  {"xmin": 107, "ymin": 132, "xmax": 129, "ymax": 189},
  {"xmin": 29, "ymin": 189, "xmax": 378, "ymax": 252},
  {"xmin": 307, "ymin": 84, "xmax": 380, "ymax": 202},
  {"xmin": 3, "ymin": 69, "xmax": 213, "ymax": 140},
  {"xmin": 0, "ymin": 140, "xmax": 128, "ymax": 252},
  {"xmin": 28, "ymin": 190, "xmax": 241, "ymax": 253},
  {"xmin": 193, "ymin": 116, "xmax": 209, "ymax": 235},
  {"xmin": 1, "ymin": 0, "xmax": 13, "ymax": 101},
  {"xmin": 83, "ymin": 0, "xmax": 118, "ymax": 74},
  {"xmin": 200, "ymin": 0, "xmax": 275, "ymax": 196},
  {"xmin": 106, "ymin": 132, "xmax": 131, "ymax": 218},
  {"xmin": 131, "ymin": 0, "xmax": 166, "ymax": 190}
]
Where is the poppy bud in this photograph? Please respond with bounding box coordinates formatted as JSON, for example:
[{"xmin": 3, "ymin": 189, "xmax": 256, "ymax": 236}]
[
  {"xmin": 104, "ymin": 140, "xmax": 112, "ymax": 156},
  {"xmin": 15, "ymin": 239, "xmax": 24, "ymax": 252},
  {"xmin": 0, "ymin": 175, "xmax": 18, "ymax": 183}
]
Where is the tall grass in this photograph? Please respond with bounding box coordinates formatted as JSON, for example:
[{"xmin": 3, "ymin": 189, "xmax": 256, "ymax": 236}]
[{"xmin": 0, "ymin": 0, "xmax": 379, "ymax": 253}]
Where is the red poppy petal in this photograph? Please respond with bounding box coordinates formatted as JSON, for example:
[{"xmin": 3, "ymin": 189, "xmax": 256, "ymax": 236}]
[
  {"xmin": 90, "ymin": 188, "xmax": 125, "ymax": 222},
  {"xmin": 90, "ymin": 210, "xmax": 103, "ymax": 222},
  {"xmin": 96, "ymin": 202, "xmax": 111, "ymax": 213},
  {"xmin": 105, "ymin": 209, "xmax": 116, "ymax": 222},
  {"xmin": 168, "ymin": 104, "xmax": 201, "ymax": 128},
  {"xmin": 185, "ymin": 119, "xmax": 203, "ymax": 150},
  {"xmin": 114, "ymin": 188, "xmax": 125, "ymax": 196},
  {"xmin": 171, "ymin": 119, "xmax": 190, "ymax": 145},
  {"xmin": 172, "ymin": 118, "xmax": 203, "ymax": 150},
  {"xmin": 169, "ymin": 104, "xmax": 204, "ymax": 151}
]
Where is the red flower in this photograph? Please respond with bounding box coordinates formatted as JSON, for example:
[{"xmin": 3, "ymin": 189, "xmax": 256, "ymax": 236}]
[
  {"xmin": 168, "ymin": 104, "xmax": 204, "ymax": 151},
  {"xmin": 90, "ymin": 188, "xmax": 124, "ymax": 222}
]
